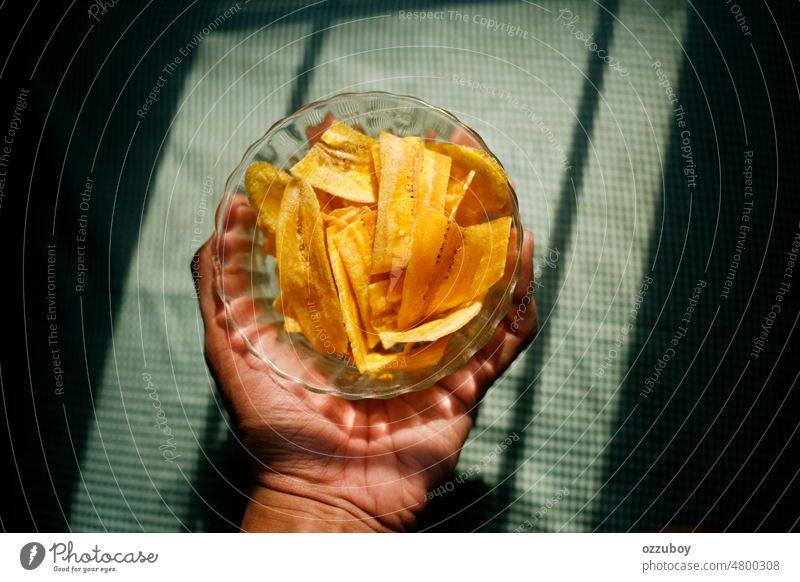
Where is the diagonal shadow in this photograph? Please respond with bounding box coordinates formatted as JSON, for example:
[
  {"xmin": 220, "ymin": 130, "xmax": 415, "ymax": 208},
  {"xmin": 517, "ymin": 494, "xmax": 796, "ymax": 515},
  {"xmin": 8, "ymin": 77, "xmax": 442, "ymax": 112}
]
[
  {"xmin": 594, "ymin": 3, "xmax": 800, "ymax": 532},
  {"xmin": 489, "ymin": 0, "xmax": 620, "ymax": 528},
  {"xmin": 2, "ymin": 4, "xmax": 210, "ymax": 532},
  {"xmin": 419, "ymin": 0, "xmax": 619, "ymax": 531}
]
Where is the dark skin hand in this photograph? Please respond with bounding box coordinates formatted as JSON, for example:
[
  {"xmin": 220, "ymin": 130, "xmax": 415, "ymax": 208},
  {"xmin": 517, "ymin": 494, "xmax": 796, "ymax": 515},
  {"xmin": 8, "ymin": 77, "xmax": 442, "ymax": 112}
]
[{"xmin": 193, "ymin": 196, "xmax": 537, "ymax": 532}]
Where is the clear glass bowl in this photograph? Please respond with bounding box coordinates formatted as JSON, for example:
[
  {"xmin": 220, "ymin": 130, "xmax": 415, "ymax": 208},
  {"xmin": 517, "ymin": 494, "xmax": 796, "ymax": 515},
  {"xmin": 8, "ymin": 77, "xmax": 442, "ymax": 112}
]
[{"xmin": 213, "ymin": 91, "xmax": 522, "ymax": 399}]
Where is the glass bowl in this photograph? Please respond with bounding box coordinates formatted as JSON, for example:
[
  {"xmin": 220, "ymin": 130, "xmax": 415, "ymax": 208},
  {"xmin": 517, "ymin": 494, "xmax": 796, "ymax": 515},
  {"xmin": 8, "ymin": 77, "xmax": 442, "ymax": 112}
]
[{"xmin": 213, "ymin": 91, "xmax": 522, "ymax": 399}]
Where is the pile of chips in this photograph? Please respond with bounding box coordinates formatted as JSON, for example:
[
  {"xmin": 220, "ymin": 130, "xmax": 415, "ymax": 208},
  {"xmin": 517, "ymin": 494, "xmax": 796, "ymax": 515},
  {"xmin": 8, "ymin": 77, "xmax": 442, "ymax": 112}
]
[{"xmin": 245, "ymin": 121, "xmax": 512, "ymax": 373}]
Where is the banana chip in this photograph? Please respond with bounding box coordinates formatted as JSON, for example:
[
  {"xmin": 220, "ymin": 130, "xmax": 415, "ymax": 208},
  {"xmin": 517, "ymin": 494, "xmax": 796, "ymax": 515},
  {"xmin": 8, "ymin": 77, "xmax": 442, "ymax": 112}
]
[
  {"xmin": 275, "ymin": 177, "xmax": 349, "ymax": 357},
  {"xmin": 290, "ymin": 121, "xmax": 378, "ymax": 204},
  {"xmin": 273, "ymin": 295, "xmax": 302, "ymax": 334},
  {"xmin": 467, "ymin": 216, "xmax": 513, "ymax": 298},
  {"xmin": 332, "ymin": 210, "xmax": 379, "ymax": 348},
  {"xmin": 368, "ymin": 275, "xmax": 404, "ymax": 333},
  {"xmin": 245, "ymin": 162, "xmax": 291, "ymax": 255},
  {"xmin": 444, "ymin": 169, "xmax": 475, "ymax": 218},
  {"xmin": 327, "ymin": 228, "xmax": 369, "ymax": 371},
  {"xmin": 369, "ymin": 279, "xmax": 398, "ymax": 319},
  {"xmin": 418, "ymin": 148, "xmax": 451, "ymax": 214},
  {"xmin": 371, "ymin": 142, "xmax": 381, "ymax": 182},
  {"xmin": 427, "ymin": 142, "xmax": 508, "ymax": 226},
  {"xmin": 371, "ymin": 132, "xmax": 424, "ymax": 274},
  {"xmin": 379, "ymin": 300, "xmax": 483, "ymax": 349},
  {"xmin": 324, "ymin": 206, "xmax": 369, "ymax": 235},
  {"xmin": 364, "ymin": 337, "xmax": 449, "ymax": 372},
  {"xmin": 315, "ymin": 188, "xmax": 340, "ymax": 213},
  {"xmin": 283, "ymin": 315, "xmax": 303, "ymax": 334},
  {"xmin": 320, "ymin": 120, "xmax": 374, "ymax": 151},
  {"xmin": 398, "ymin": 206, "xmax": 461, "ymax": 329},
  {"xmin": 427, "ymin": 216, "xmax": 512, "ymax": 316}
]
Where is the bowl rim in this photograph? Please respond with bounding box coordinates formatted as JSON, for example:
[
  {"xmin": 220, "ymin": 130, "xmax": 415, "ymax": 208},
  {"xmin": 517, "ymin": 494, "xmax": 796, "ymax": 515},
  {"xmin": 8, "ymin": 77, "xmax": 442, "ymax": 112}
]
[{"xmin": 212, "ymin": 90, "xmax": 523, "ymax": 399}]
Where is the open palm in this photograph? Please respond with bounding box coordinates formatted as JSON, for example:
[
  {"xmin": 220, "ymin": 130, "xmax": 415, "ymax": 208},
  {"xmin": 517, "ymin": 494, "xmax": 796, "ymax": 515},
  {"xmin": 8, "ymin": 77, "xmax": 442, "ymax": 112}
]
[{"xmin": 193, "ymin": 196, "xmax": 537, "ymax": 531}]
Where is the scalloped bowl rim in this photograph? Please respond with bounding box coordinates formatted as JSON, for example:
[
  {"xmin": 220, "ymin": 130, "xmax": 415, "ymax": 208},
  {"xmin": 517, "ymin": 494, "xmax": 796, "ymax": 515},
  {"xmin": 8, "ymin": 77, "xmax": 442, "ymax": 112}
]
[{"xmin": 212, "ymin": 91, "xmax": 523, "ymax": 399}]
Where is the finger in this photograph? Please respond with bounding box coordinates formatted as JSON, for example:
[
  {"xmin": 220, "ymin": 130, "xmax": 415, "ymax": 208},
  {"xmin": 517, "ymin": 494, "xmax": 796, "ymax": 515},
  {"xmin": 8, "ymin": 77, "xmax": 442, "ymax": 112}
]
[
  {"xmin": 193, "ymin": 238, "xmax": 220, "ymax": 332},
  {"xmin": 504, "ymin": 230, "xmax": 537, "ymax": 339},
  {"xmin": 193, "ymin": 195, "xmax": 261, "ymax": 410},
  {"xmin": 480, "ymin": 229, "xmax": 537, "ymax": 370},
  {"xmin": 448, "ymin": 127, "xmax": 482, "ymax": 148},
  {"xmin": 193, "ymin": 194, "xmax": 255, "ymax": 339},
  {"xmin": 306, "ymin": 111, "xmax": 335, "ymax": 145}
]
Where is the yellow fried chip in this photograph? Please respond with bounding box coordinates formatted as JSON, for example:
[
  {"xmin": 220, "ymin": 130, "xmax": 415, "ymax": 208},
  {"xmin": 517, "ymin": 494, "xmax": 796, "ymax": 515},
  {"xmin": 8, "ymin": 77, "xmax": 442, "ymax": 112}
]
[
  {"xmin": 388, "ymin": 270, "xmax": 405, "ymax": 303},
  {"xmin": 290, "ymin": 145, "xmax": 376, "ymax": 204},
  {"xmin": 444, "ymin": 169, "xmax": 474, "ymax": 217},
  {"xmin": 314, "ymin": 188, "xmax": 339, "ymax": 212},
  {"xmin": 369, "ymin": 279, "xmax": 396, "ymax": 317},
  {"xmin": 427, "ymin": 142, "xmax": 508, "ymax": 226},
  {"xmin": 332, "ymin": 210, "xmax": 379, "ymax": 348},
  {"xmin": 379, "ymin": 300, "xmax": 483, "ymax": 349},
  {"xmin": 467, "ymin": 215, "xmax": 512, "ymax": 297},
  {"xmin": 321, "ymin": 120, "xmax": 376, "ymax": 158},
  {"xmin": 274, "ymin": 294, "xmax": 297, "ymax": 330},
  {"xmin": 320, "ymin": 122, "xmax": 378, "ymax": 195},
  {"xmin": 417, "ymin": 148, "xmax": 451, "ymax": 214},
  {"xmin": 371, "ymin": 142, "xmax": 381, "ymax": 182},
  {"xmin": 327, "ymin": 227, "xmax": 368, "ymax": 371},
  {"xmin": 364, "ymin": 337, "xmax": 449, "ymax": 372},
  {"xmin": 397, "ymin": 206, "xmax": 460, "ymax": 329},
  {"xmin": 274, "ymin": 294, "xmax": 301, "ymax": 333},
  {"xmin": 427, "ymin": 216, "xmax": 512, "ymax": 316},
  {"xmin": 275, "ymin": 177, "xmax": 349, "ymax": 356},
  {"xmin": 245, "ymin": 162, "xmax": 292, "ymax": 255},
  {"xmin": 323, "ymin": 206, "xmax": 369, "ymax": 236},
  {"xmin": 290, "ymin": 121, "xmax": 378, "ymax": 204},
  {"xmin": 371, "ymin": 132, "xmax": 424, "ymax": 274},
  {"xmin": 283, "ymin": 315, "xmax": 303, "ymax": 334},
  {"xmin": 368, "ymin": 278, "xmax": 401, "ymax": 332}
]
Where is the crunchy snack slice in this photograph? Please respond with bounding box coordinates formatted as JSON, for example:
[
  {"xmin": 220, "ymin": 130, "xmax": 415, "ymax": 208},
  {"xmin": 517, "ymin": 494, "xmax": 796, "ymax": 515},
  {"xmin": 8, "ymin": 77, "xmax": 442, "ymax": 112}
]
[
  {"xmin": 245, "ymin": 161, "xmax": 292, "ymax": 255},
  {"xmin": 368, "ymin": 278, "xmax": 401, "ymax": 332},
  {"xmin": 369, "ymin": 279, "xmax": 396, "ymax": 317},
  {"xmin": 371, "ymin": 142, "xmax": 381, "ymax": 182},
  {"xmin": 466, "ymin": 215, "xmax": 512, "ymax": 298},
  {"xmin": 290, "ymin": 121, "xmax": 378, "ymax": 204},
  {"xmin": 397, "ymin": 206, "xmax": 460, "ymax": 329},
  {"xmin": 327, "ymin": 228, "xmax": 368, "ymax": 371},
  {"xmin": 323, "ymin": 205, "xmax": 369, "ymax": 235},
  {"xmin": 379, "ymin": 300, "xmax": 483, "ymax": 349},
  {"xmin": 332, "ymin": 209, "xmax": 379, "ymax": 348},
  {"xmin": 427, "ymin": 141, "xmax": 508, "ymax": 226},
  {"xmin": 321, "ymin": 119, "xmax": 376, "ymax": 155},
  {"xmin": 273, "ymin": 295, "xmax": 302, "ymax": 334},
  {"xmin": 314, "ymin": 188, "xmax": 340, "ymax": 212},
  {"xmin": 417, "ymin": 148, "xmax": 451, "ymax": 214},
  {"xmin": 427, "ymin": 216, "xmax": 512, "ymax": 316},
  {"xmin": 283, "ymin": 315, "xmax": 303, "ymax": 334},
  {"xmin": 371, "ymin": 132, "xmax": 424, "ymax": 275},
  {"xmin": 444, "ymin": 169, "xmax": 475, "ymax": 217},
  {"xmin": 364, "ymin": 337, "xmax": 449, "ymax": 372},
  {"xmin": 275, "ymin": 177, "xmax": 349, "ymax": 356}
]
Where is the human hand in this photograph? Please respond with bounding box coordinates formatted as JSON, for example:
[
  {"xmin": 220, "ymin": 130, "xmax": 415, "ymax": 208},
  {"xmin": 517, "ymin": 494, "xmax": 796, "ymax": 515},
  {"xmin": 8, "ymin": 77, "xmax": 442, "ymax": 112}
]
[{"xmin": 192, "ymin": 196, "xmax": 537, "ymax": 532}]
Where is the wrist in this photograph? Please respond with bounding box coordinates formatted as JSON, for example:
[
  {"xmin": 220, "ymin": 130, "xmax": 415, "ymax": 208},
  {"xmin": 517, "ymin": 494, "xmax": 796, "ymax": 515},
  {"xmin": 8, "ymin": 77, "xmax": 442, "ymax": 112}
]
[{"xmin": 241, "ymin": 482, "xmax": 401, "ymax": 533}]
